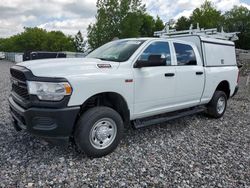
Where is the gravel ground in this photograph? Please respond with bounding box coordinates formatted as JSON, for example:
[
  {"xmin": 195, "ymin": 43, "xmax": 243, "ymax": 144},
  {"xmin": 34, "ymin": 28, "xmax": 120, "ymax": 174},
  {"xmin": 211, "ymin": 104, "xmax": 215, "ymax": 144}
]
[{"xmin": 0, "ymin": 60, "xmax": 249, "ymax": 187}]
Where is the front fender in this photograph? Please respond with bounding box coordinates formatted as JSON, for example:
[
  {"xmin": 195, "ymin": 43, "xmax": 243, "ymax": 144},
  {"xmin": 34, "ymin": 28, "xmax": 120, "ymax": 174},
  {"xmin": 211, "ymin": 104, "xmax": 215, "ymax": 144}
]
[{"xmin": 66, "ymin": 72, "xmax": 134, "ymax": 115}]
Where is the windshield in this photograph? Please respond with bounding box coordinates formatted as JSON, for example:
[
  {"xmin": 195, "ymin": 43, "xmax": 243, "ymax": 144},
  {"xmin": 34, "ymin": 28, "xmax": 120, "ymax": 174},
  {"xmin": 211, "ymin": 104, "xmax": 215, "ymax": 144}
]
[{"xmin": 86, "ymin": 39, "xmax": 145, "ymax": 62}]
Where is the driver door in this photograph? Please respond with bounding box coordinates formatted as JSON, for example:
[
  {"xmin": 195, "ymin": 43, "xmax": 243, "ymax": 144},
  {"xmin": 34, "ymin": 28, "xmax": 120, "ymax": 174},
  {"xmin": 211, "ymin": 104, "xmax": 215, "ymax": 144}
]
[{"xmin": 133, "ymin": 41, "xmax": 177, "ymax": 119}]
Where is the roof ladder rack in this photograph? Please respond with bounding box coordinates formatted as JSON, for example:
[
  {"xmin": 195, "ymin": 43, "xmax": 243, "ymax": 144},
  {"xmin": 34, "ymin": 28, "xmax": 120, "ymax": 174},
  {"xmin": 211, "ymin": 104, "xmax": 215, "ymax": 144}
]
[{"xmin": 154, "ymin": 23, "xmax": 240, "ymax": 41}]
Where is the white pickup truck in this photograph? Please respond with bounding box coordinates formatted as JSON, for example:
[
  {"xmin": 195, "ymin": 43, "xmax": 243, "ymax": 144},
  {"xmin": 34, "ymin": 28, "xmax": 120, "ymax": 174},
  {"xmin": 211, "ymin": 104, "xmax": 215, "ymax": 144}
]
[{"xmin": 9, "ymin": 33, "xmax": 239, "ymax": 157}]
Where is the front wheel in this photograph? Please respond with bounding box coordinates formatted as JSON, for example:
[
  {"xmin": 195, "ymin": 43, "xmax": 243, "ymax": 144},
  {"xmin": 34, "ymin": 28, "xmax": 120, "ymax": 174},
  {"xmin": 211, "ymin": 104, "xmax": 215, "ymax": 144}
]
[
  {"xmin": 74, "ymin": 107, "xmax": 124, "ymax": 157},
  {"xmin": 207, "ymin": 90, "xmax": 227, "ymax": 118}
]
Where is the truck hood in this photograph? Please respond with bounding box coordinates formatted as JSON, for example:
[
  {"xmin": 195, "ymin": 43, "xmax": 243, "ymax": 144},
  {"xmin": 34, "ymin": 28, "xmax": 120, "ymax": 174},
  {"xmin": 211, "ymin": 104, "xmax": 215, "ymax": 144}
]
[{"xmin": 17, "ymin": 58, "xmax": 120, "ymax": 78}]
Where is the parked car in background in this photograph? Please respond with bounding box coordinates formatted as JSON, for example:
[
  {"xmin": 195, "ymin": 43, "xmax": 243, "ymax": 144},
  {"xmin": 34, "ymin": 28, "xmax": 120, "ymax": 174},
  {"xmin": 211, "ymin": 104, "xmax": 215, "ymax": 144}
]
[
  {"xmin": 0, "ymin": 52, "xmax": 5, "ymax": 59},
  {"xmin": 23, "ymin": 51, "xmax": 66, "ymax": 61}
]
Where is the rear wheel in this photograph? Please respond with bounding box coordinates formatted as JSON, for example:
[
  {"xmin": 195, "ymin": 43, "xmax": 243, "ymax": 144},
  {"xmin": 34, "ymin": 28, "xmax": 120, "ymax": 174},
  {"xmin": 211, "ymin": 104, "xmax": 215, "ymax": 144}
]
[
  {"xmin": 74, "ymin": 107, "xmax": 124, "ymax": 157},
  {"xmin": 207, "ymin": 90, "xmax": 227, "ymax": 118}
]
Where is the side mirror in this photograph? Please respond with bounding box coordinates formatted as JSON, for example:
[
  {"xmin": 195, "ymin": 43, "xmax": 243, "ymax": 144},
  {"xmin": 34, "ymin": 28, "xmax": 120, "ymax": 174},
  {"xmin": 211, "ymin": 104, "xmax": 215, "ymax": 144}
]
[
  {"xmin": 134, "ymin": 55, "xmax": 165, "ymax": 68},
  {"xmin": 134, "ymin": 60, "xmax": 146, "ymax": 68}
]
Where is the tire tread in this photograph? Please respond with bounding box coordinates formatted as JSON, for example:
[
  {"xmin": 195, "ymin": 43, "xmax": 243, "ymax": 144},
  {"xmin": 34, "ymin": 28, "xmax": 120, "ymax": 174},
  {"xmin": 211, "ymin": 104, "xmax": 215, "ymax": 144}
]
[
  {"xmin": 207, "ymin": 90, "xmax": 227, "ymax": 118},
  {"xmin": 74, "ymin": 106, "xmax": 123, "ymax": 157}
]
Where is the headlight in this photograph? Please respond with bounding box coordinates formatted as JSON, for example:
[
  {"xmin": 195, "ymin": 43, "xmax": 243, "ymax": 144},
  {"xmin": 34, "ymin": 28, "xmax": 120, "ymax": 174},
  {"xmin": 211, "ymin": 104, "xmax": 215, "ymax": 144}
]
[{"xmin": 27, "ymin": 81, "xmax": 72, "ymax": 101}]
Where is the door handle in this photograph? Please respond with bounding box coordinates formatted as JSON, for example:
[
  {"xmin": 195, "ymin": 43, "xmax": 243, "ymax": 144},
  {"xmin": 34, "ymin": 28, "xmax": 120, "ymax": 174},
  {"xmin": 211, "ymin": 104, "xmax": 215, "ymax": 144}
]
[
  {"xmin": 196, "ymin": 72, "xmax": 204, "ymax": 75},
  {"xmin": 165, "ymin": 73, "xmax": 175, "ymax": 77}
]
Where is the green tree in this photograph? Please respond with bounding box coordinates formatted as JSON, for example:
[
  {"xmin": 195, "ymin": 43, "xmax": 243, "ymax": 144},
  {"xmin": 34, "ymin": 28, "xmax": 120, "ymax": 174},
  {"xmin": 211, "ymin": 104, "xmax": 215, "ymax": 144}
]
[
  {"xmin": 73, "ymin": 31, "xmax": 87, "ymax": 52},
  {"xmin": 45, "ymin": 31, "xmax": 75, "ymax": 51},
  {"xmin": 120, "ymin": 12, "xmax": 143, "ymax": 38},
  {"xmin": 87, "ymin": 0, "xmax": 146, "ymax": 49},
  {"xmin": 224, "ymin": 6, "xmax": 250, "ymax": 49},
  {"xmin": 190, "ymin": 1, "xmax": 223, "ymax": 29},
  {"xmin": 140, "ymin": 13, "xmax": 155, "ymax": 37},
  {"xmin": 175, "ymin": 16, "xmax": 191, "ymax": 31},
  {"xmin": 120, "ymin": 13, "xmax": 165, "ymax": 38},
  {"xmin": 173, "ymin": 1, "xmax": 250, "ymax": 49},
  {"xmin": 154, "ymin": 15, "xmax": 165, "ymax": 32},
  {"xmin": 0, "ymin": 38, "xmax": 6, "ymax": 51},
  {"xmin": 0, "ymin": 27, "xmax": 75, "ymax": 52}
]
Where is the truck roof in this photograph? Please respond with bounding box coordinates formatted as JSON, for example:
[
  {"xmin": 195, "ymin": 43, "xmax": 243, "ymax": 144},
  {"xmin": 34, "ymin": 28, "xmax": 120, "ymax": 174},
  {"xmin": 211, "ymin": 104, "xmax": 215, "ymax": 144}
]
[{"xmin": 120, "ymin": 36, "xmax": 235, "ymax": 46}]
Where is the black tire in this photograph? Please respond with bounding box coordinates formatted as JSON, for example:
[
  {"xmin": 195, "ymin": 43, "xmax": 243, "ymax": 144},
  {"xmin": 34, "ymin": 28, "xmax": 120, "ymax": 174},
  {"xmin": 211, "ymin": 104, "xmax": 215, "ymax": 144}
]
[
  {"xmin": 74, "ymin": 106, "xmax": 124, "ymax": 158},
  {"xmin": 207, "ymin": 90, "xmax": 227, "ymax": 118}
]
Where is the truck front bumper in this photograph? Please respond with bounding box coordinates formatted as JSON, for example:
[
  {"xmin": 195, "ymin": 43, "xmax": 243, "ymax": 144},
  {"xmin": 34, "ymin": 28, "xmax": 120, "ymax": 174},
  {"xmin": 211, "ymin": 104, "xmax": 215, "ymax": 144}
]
[{"xmin": 9, "ymin": 96, "xmax": 80, "ymax": 139}]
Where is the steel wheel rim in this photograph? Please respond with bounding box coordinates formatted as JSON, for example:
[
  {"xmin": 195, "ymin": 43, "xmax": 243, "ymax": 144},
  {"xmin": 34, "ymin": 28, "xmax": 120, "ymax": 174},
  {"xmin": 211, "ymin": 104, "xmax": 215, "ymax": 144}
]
[
  {"xmin": 89, "ymin": 118, "xmax": 117, "ymax": 150},
  {"xmin": 217, "ymin": 96, "xmax": 226, "ymax": 114}
]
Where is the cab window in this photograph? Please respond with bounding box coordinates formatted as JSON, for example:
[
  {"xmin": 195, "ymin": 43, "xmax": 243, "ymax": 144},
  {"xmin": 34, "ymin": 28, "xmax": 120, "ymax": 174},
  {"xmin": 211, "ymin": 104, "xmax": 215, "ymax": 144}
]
[
  {"xmin": 138, "ymin": 41, "xmax": 172, "ymax": 66},
  {"xmin": 174, "ymin": 43, "xmax": 197, "ymax": 66}
]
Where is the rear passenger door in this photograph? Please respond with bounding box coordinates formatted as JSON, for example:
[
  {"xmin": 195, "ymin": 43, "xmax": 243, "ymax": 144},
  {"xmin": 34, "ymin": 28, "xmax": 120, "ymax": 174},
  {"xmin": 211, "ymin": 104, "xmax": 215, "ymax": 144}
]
[{"xmin": 173, "ymin": 42, "xmax": 204, "ymax": 106}]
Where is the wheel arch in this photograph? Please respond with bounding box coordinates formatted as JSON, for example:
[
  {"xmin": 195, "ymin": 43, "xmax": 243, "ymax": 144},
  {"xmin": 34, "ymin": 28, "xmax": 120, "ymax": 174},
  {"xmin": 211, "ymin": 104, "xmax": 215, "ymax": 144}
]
[
  {"xmin": 215, "ymin": 80, "xmax": 230, "ymax": 99},
  {"xmin": 78, "ymin": 92, "xmax": 130, "ymax": 127}
]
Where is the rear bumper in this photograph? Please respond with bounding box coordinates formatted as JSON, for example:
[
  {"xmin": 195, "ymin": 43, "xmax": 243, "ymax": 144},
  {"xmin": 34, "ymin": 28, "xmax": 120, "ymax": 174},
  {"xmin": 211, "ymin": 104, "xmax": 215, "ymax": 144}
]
[{"xmin": 9, "ymin": 96, "xmax": 80, "ymax": 139}]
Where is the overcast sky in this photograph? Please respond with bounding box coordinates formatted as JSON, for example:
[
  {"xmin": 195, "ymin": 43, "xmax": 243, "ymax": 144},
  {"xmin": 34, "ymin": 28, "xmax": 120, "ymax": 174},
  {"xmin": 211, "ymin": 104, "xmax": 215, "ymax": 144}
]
[{"xmin": 0, "ymin": 0, "xmax": 250, "ymax": 38}]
